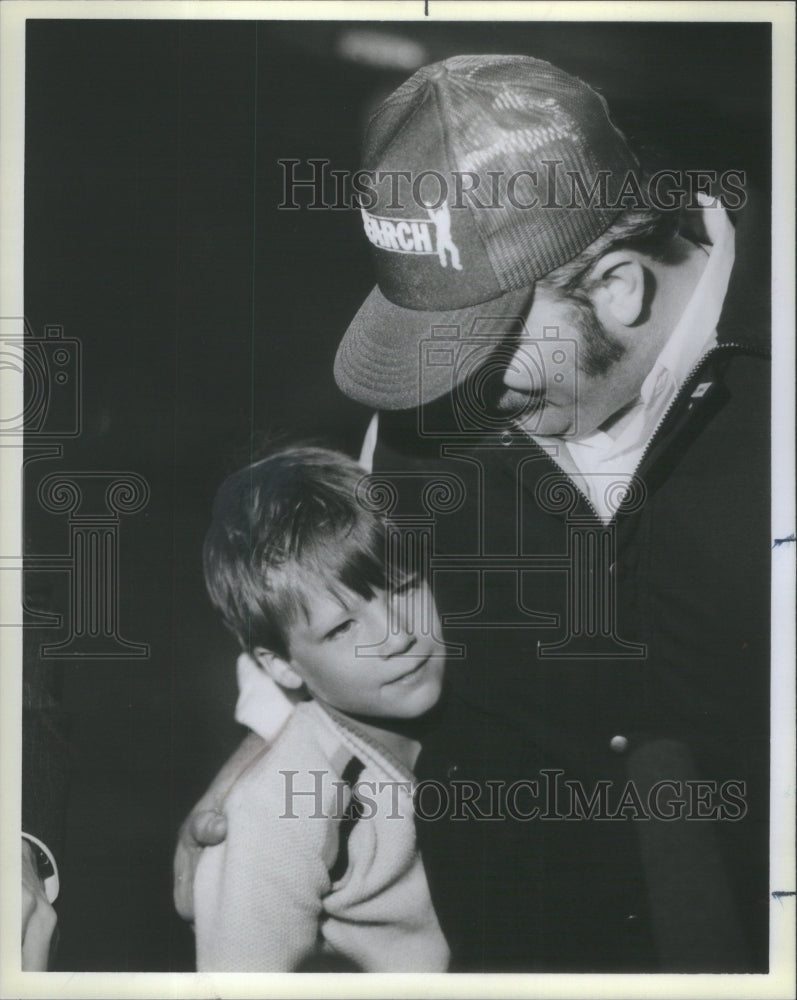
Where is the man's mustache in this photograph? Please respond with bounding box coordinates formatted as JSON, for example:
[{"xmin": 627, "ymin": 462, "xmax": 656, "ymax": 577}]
[{"xmin": 493, "ymin": 387, "xmax": 547, "ymax": 415}]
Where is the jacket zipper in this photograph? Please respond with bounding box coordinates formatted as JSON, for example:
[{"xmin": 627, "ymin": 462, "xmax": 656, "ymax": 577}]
[
  {"xmin": 634, "ymin": 341, "xmax": 768, "ymax": 477},
  {"xmin": 526, "ymin": 341, "xmax": 769, "ymax": 526}
]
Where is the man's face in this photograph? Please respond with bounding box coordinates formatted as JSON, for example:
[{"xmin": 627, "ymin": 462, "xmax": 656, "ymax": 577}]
[
  {"xmin": 496, "ymin": 281, "xmax": 632, "ymax": 438},
  {"xmin": 284, "ymin": 579, "xmax": 446, "ymax": 720}
]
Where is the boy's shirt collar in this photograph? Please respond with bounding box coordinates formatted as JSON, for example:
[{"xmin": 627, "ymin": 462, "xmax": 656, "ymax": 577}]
[
  {"xmin": 235, "ymin": 652, "xmax": 419, "ymax": 782},
  {"xmin": 234, "ymin": 651, "xmax": 301, "ymax": 741}
]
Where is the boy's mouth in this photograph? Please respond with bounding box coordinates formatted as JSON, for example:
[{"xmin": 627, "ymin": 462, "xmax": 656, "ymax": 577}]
[{"xmin": 386, "ymin": 653, "xmax": 432, "ymax": 686}]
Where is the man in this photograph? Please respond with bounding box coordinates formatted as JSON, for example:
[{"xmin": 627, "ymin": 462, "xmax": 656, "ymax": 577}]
[{"xmin": 176, "ymin": 55, "xmax": 770, "ymax": 972}]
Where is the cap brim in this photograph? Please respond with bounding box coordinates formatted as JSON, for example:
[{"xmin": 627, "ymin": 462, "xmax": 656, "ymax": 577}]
[{"xmin": 334, "ymin": 283, "xmax": 535, "ymax": 410}]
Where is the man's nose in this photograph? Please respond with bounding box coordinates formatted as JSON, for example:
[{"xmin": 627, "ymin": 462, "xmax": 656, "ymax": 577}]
[{"xmin": 502, "ymin": 345, "xmax": 543, "ymax": 391}]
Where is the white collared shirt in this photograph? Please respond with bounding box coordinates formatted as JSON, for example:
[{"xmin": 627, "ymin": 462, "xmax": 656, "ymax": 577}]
[{"xmin": 531, "ymin": 200, "xmax": 735, "ymax": 521}]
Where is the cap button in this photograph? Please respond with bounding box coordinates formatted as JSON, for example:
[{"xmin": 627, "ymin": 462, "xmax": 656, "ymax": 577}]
[{"xmin": 428, "ymin": 64, "xmax": 447, "ymax": 80}]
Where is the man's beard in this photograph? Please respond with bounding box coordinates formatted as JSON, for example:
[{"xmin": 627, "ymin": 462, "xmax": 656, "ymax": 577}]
[
  {"xmin": 492, "ymin": 295, "xmax": 627, "ymax": 420},
  {"xmin": 570, "ymin": 295, "xmax": 626, "ymax": 377}
]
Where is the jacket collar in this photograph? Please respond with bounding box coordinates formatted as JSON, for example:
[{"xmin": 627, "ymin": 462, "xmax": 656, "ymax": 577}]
[{"xmin": 715, "ymin": 199, "xmax": 770, "ymax": 355}]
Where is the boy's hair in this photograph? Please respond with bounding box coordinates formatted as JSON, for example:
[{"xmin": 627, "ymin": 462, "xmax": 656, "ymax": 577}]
[{"xmin": 203, "ymin": 447, "xmax": 404, "ymax": 660}]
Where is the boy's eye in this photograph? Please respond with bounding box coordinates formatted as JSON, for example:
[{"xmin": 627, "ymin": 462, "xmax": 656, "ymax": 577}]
[{"xmin": 324, "ymin": 619, "xmax": 354, "ymax": 641}]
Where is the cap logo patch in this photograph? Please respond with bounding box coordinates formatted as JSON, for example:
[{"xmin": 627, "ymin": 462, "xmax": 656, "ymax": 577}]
[{"xmin": 361, "ymin": 202, "xmax": 463, "ymax": 271}]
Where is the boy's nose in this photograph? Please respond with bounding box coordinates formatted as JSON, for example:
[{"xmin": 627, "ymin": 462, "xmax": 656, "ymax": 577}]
[
  {"xmin": 380, "ymin": 631, "xmax": 417, "ymax": 659},
  {"xmin": 374, "ymin": 591, "xmax": 420, "ymax": 657}
]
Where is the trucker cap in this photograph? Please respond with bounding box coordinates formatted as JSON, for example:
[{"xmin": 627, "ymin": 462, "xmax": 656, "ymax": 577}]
[{"xmin": 333, "ymin": 54, "xmax": 640, "ymax": 410}]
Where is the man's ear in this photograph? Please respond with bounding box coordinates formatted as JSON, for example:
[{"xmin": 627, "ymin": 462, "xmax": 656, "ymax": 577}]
[
  {"xmin": 588, "ymin": 251, "xmax": 645, "ymax": 327},
  {"xmin": 252, "ymin": 647, "xmax": 304, "ymax": 690}
]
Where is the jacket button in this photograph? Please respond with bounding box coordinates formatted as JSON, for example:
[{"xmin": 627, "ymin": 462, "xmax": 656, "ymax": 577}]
[
  {"xmin": 609, "ymin": 734, "xmax": 628, "ymax": 754},
  {"xmin": 447, "ymin": 763, "xmax": 459, "ymax": 779}
]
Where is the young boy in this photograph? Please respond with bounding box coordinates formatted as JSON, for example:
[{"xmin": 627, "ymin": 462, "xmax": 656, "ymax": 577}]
[{"xmin": 193, "ymin": 447, "xmax": 450, "ymax": 971}]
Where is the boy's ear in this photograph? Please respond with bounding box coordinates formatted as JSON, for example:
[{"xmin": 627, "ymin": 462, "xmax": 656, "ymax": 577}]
[{"xmin": 252, "ymin": 647, "xmax": 304, "ymax": 690}]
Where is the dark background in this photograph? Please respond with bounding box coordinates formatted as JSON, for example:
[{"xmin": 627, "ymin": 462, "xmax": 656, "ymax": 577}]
[{"xmin": 22, "ymin": 19, "xmax": 771, "ymax": 970}]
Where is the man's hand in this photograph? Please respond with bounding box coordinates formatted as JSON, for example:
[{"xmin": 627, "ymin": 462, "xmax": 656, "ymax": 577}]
[
  {"xmin": 172, "ymin": 731, "xmax": 269, "ymax": 922},
  {"xmin": 21, "ymin": 839, "xmax": 57, "ymax": 971},
  {"xmin": 173, "ymin": 806, "xmax": 228, "ymax": 921}
]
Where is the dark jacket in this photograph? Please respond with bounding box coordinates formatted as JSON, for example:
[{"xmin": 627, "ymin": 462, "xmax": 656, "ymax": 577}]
[{"xmin": 372, "ymin": 231, "xmax": 771, "ymax": 972}]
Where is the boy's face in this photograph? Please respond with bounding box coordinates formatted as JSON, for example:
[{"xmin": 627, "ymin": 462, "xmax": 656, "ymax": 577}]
[{"xmin": 279, "ymin": 579, "xmax": 446, "ymax": 720}]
